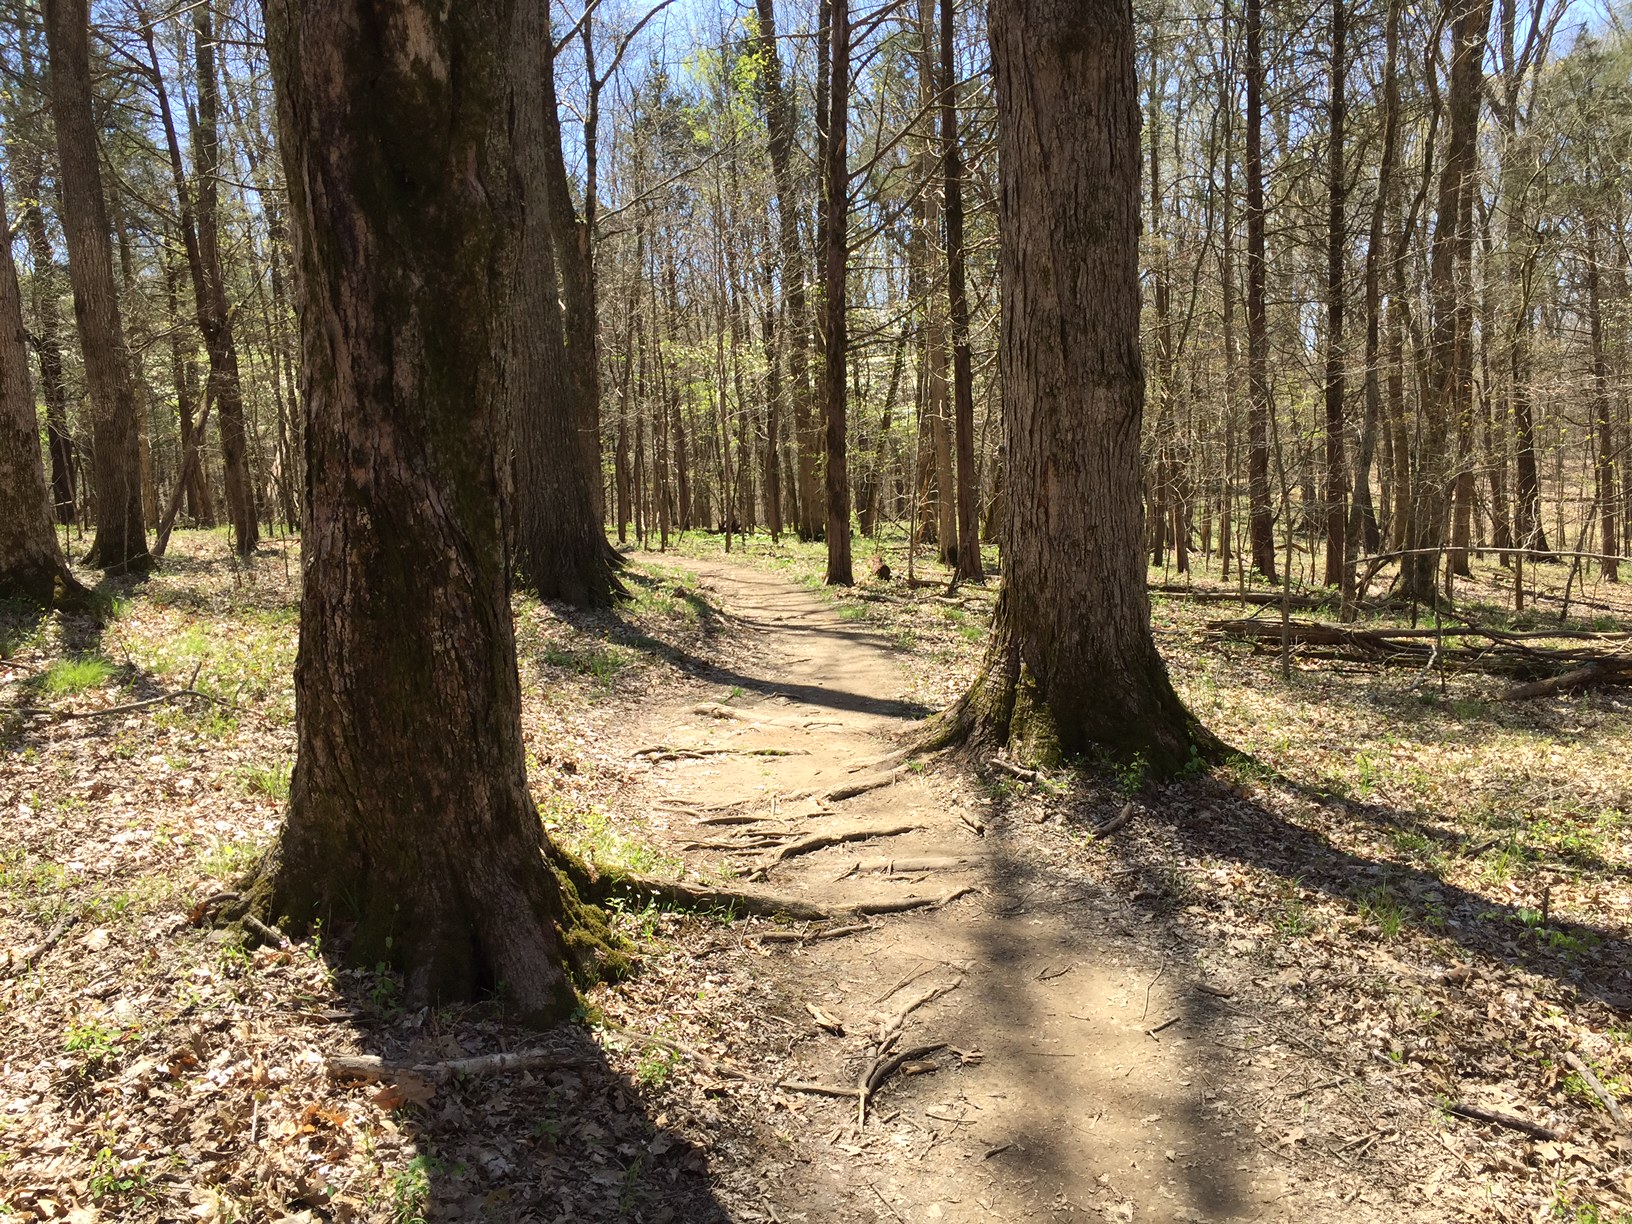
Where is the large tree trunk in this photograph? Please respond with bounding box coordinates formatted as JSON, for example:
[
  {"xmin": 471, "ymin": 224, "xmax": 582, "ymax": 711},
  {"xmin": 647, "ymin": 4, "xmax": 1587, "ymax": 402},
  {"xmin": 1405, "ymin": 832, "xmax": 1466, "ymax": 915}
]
[
  {"xmin": 1587, "ymin": 220, "xmax": 1619, "ymax": 583},
  {"xmin": 942, "ymin": 0, "xmax": 983, "ymax": 582},
  {"xmin": 192, "ymin": 3, "xmax": 259, "ymax": 556},
  {"xmin": 513, "ymin": 15, "xmax": 625, "ymax": 607},
  {"xmin": 0, "ymin": 173, "xmax": 84, "ymax": 605},
  {"xmin": 540, "ymin": 34, "xmax": 607, "ymax": 530},
  {"xmin": 1349, "ymin": 0, "xmax": 1398, "ymax": 577},
  {"xmin": 511, "ymin": 34, "xmax": 623, "ymax": 603},
  {"xmin": 1402, "ymin": 0, "xmax": 1492, "ymax": 603},
  {"xmin": 1244, "ymin": 0, "xmax": 1277, "ymax": 582},
  {"xmin": 1322, "ymin": 0, "xmax": 1348, "ymax": 591},
  {"xmin": 929, "ymin": 0, "xmax": 1214, "ymax": 776},
  {"xmin": 7, "ymin": 70, "xmax": 77, "ymax": 526},
  {"xmin": 754, "ymin": 0, "xmax": 821, "ymax": 542},
  {"xmin": 43, "ymin": 0, "xmax": 150, "ymax": 573},
  {"xmin": 821, "ymin": 0, "xmax": 854, "ymax": 585},
  {"xmin": 253, "ymin": 0, "xmax": 602, "ymax": 1018}
]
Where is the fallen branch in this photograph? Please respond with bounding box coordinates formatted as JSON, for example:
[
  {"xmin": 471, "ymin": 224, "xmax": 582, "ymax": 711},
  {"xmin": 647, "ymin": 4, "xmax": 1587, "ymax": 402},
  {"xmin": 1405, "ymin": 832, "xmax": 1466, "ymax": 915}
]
[
  {"xmin": 1447, "ymin": 1101, "xmax": 1562, "ymax": 1141},
  {"xmin": 328, "ymin": 1049, "xmax": 592, "ymax": 1084},
  {"xmin": 1209, "ymin": 617, "xmax": 1632, "ymax": 694},
  {"xmin": 852, "ymin": 886, "xmax": 976, "ymax": 916},
  {"xmin": 8, "ymin": 661, "xmax": 248, "ymax": 722},
  {"xmin": 1563, "ymin": 1052, "xmax": 1628, "ymax": 1131},
  {"xmin": 1089, "ymin": 803, "xmax": 1134, "ymax": 837},
  {"xmin": 758, "ymin": 921, "xmax": 873, "ymax": 944},
  {"xmin": 1504, "ymin": 661, "xmax": 1632, "ymax": 701},
  {"xmin": 13, "ymin": 912, "xmax": 77, "ymax": 972}
]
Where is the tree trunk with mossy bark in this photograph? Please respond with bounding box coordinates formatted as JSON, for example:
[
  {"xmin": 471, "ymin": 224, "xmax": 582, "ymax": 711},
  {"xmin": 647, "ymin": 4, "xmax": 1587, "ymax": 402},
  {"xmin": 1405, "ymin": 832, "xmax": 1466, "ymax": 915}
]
[
  {"xmin": 922, "ymin": 0, "xmax": 1216, "ymax": 778},
  {"xmin": 0, "ymin": 174, "xmax": 85, "ymax": 607},
  {"xmin": 252, "ymin": 0, "xmax": 620, "ymax": 1019},
  {"xmin": 43, "ymin": 0, "xmax": 150, "ymax": 574}
]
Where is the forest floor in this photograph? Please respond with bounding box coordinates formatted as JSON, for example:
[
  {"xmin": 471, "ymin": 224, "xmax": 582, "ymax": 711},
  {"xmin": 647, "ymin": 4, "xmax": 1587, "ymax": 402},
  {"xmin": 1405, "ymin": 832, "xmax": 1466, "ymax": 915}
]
[{"xmin": 1, "ymin": 528, "xmax": 1630, "ymax": 1222}]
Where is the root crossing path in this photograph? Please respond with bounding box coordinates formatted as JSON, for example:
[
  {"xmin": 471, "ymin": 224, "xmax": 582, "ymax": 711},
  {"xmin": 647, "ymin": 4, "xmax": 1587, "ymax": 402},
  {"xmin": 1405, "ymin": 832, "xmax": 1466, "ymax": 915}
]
[{"xmin": 618, "ymin": 556, "xmax": 1413, "ymax": 1223}]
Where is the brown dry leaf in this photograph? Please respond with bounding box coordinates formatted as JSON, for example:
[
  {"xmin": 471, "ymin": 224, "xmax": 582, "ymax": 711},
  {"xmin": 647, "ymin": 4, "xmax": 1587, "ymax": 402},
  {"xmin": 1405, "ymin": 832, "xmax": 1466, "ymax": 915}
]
[{"xmin": 370, "ymin": 1075, "xmax": 437, "ymax": 1110}]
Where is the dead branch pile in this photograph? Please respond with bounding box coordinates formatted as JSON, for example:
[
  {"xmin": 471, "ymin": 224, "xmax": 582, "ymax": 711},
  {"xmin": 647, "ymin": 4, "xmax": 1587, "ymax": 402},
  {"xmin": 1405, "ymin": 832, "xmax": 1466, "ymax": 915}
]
[{"xmin": 1206, "ymin": 617, "xmax": 1632, "ymax": 699}]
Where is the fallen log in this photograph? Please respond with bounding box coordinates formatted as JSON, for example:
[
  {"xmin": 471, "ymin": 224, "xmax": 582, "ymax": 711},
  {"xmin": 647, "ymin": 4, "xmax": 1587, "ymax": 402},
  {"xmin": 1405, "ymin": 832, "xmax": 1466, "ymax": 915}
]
[{"xmin": 1207, "ymin": 617, "xmax": 1632, "ymax": 695}]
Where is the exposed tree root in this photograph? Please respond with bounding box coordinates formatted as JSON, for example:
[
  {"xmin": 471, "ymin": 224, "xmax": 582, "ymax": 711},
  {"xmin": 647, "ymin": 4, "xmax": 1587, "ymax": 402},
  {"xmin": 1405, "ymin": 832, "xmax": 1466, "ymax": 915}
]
[{"xmin": 774, "ymin": 821, "xmax": 924, "ymax": 861}]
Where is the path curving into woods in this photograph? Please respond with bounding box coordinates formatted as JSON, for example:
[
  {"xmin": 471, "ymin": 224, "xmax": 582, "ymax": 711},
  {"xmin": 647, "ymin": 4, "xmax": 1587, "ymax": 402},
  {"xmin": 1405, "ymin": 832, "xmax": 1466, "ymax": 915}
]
[{"xmin": 613, "ymin": 556, "xmax": 1421, "ymax": 1223}]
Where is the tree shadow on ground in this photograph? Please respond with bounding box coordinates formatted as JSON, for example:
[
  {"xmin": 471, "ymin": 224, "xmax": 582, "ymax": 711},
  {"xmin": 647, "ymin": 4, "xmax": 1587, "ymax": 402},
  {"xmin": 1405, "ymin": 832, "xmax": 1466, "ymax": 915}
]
[
  {"xmin": 905, "ymin": 827, "xmax": 1296, "ymax": 1220},
  {"xmin": 294, "ymin": 948, "xmax": 734, "ymax": 1222},
  {"xmin": 1089, "ymin": 770, "xmax": 1632, "ymax": 1011},
  {"xmin": 534, "ymin": 577, "xmax": 933, "ymax": 720}
]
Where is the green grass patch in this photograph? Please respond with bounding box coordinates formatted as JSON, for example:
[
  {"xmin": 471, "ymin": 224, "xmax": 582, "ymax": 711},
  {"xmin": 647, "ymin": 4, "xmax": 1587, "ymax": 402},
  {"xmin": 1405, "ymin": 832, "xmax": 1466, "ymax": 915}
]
[{"xmin": 42, "ymin": 655, "xmax": 116, "ymax": 695}]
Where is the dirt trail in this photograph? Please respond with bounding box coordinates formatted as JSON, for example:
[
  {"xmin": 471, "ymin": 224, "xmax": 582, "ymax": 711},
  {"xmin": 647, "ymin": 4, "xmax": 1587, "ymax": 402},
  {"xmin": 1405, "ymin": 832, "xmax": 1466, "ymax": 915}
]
[{"xmin": 623, "ymin": 557, "xmax": 1412, "ymax": 1223}]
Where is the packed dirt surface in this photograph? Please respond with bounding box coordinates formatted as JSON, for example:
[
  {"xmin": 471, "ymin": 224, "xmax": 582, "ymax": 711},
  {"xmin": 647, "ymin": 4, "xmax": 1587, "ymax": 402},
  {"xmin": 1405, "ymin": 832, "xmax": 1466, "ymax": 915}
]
[{"xmin": 613, "ymin": 557, "xmax": 1426, "ymax": 1223}]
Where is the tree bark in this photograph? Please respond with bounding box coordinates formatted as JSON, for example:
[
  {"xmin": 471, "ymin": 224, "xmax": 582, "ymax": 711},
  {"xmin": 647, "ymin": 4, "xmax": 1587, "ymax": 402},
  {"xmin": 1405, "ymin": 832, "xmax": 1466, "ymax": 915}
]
[
  {"xmin": 192, "ymin": 2, "xmax": 259, "ymax": 555},
  {"xmin": 822, "ymin": 0, "xmax": 854, "ymax": 585},
  {"xmin": 513, "ymin": 11, "xmax": 625, "ymax": 607},
  {"xmin": 254, "ymin": 0, "xmax": 607, "ymax": 1017},
  {"xmin": 43, "ymin": 0, "xmax": 150, "ymax": 573},
  {"xmin": 6, "ymin": 65, "xmax": 77, "ymax": 526},
  {"xmin": 0, "ymin": 172, "xmax": 84, "ymax": 605},
  {"xmin": 942, "ymin": 0, "xmax": 983, "ymax": 582},
  {"xmin": 1322, "ymin": 0, "xmax": 1348, "ymax": 591},
  {"xmin": 1587, "ymin": 220, "xmax": 1619, "ymax": 583},
  {"xmin": 754, "ymin": 0, "xmax": 821, "ymax": 542},
  {"xmin": 1402, "ymin": 0, "xmax": 1492, "ymax": 603},
  {"xmin": 929, "ymin": 0, "xmax": 1215, "ymax": 775},
  {"xmin": 1349, "ymin": 0, "xmax": 1398, "ymax": 577},
  {"xmin": 1244, "ymin": 0, "xmax": 1277, "ymax": 582}
]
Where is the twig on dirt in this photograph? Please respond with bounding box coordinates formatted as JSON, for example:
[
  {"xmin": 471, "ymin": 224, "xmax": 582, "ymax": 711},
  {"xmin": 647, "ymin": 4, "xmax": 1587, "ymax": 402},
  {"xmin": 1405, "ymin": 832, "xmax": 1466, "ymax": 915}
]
[
  {"xmin": 1563, "ymin": 1052, "xmax": 1628, "ymax": 1131},
  {"xmin": 869, "ymin": 1182, "xmax": 907, "ymax": 1224},
  {"xmin": 11, "ymin": 663, "xmax": 247, "ymax": 723},
  {"xmin": 1141, "ymin": 961, "xmax": 1167, "ymax": 1022},
  {"xmin": 758, "ymin": 921, "xmax": 872, "ymax": 944},
  {"xmin": 779, "ymin": 1080, "xmax": 864, "ymax": 1099},
  {"xmin": 328, "ymin": 1049, "xmax": 593, "ymax": 1083},
  {"xmin": 1146, "ymin": 1015, "xmax": 1181, "ymax": 1038},
  {"xmin": 875, "ymin": 977, "xmax": 962, "ymax": 1047},
  {"xmin": 15, "ymin": 911, "xmax": 77, "ymax": 972},
  {"xmin": 1090, "ymin": 803, "xmax": 1135, "ymax": 837},
  {"xmin": 989, "ymin": 757, "xmax": 1040, "ymax": 783},
  {"xmin": 1447, "ymin": 1102, "xmax": 1562, "ymax": 1141}
]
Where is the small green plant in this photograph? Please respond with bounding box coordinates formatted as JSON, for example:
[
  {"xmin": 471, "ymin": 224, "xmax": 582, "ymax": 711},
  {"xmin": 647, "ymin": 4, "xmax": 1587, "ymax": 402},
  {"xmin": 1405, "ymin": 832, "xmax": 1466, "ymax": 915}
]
[
  {"xmin": 389, "ymin": 1154, "xmax": 434, "ymax": 1224},
  {"xmin": 635, "ymin": 1044, "xmax": 680, "ymax": 1088},
  {"xmin": 1358, "ymin": 886, "xmax": 1405, "ymax": 939},
  {"xmin": 239, "ymin": 760, "xmax": 293, "ymax": 801},
  {"xmin": 87, "ymin": 1146, "xmax": 152, "ymax": 1202},
  {"xmin": 200, "ymin": 839, "xmax": 261, "ymax": 880},
  {"xmin": 63, "ymin": 1019, "xmax": 125, "ymax": 1072},
  {"xmin": 1112, "ymin": 753, "xmax": 1149, "ymax": 794},
  {"xmin": 1272, "ymin": 881, "xmax": 1314, "ymax": 937},
  {"xmin": 42, "ymin": 655, "xmax": 115, "ymax": 695},
  {"xmin": 836, "ymin": 603, "xmax": 868, "ymax": 622}
]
